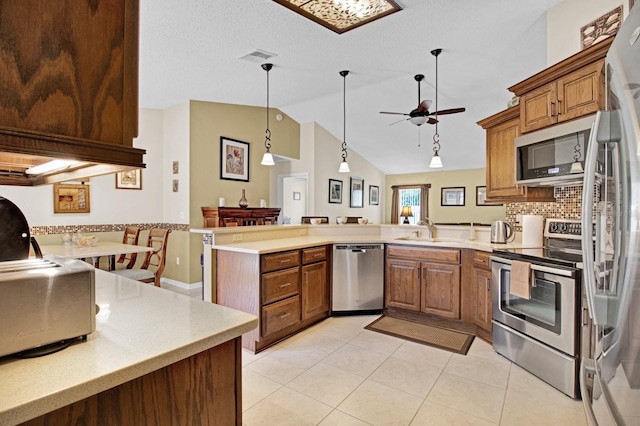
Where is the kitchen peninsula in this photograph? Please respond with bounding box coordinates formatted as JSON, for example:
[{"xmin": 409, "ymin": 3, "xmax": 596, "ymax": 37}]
[
  {"xmin": 0, "ymin": 270, "xmax": 257, "ymax": 425},
  {"xmin": 193, "ymin": 224, "xmax": 539, "ymax": 350}
]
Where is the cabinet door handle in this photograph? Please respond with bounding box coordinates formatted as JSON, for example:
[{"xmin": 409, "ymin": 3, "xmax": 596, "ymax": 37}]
[
  {"xmin": 313, "ymin": 253, "xmax": 323, "ymax": 258},
  {"xmin": 557, "ymin": 99, "xmax": 562, "ymax": 115},
  {"xmin": 279, "ymin": 282, "xmax": 291, "ymax": 288},
  {"xmin": 279, "ymin": 312, "xmax": 291, "ymax": 319},
  {"xmin": 279, "ymin": 259, "xmax": 291, "ymax": 263},
  {"xmin": 550, "ymin": 101, "xmax": 556, "ymax": 117}
]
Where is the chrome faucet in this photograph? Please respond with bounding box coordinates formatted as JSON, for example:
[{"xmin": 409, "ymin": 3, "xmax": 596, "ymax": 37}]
[
  {"xmin": 411, "ymin": 230, "xmax": 421, "ymax": 239},
  {"xmin": 423, "ymin": 217, "xmax": 436, "ymax": 239}
]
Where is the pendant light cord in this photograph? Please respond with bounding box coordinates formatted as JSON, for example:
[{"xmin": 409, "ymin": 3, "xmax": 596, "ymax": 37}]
[
  {"xmin": 431, "ymin": 49, "xmax": 441, "ymax": 155},
  {"xmin": 262, "ymin": 63, "xmax": 273, "ymax": 153},
  {"xmin": 340, "ymin": 70, "xmax": 349, "ymax": 162}
]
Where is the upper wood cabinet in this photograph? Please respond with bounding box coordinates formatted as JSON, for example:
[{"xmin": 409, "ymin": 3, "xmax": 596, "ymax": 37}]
[
  {"xmin": 477, "ymin": 107, "xmax": 555, "ymax": 202},
  {"xmin": 0, "ymin": 0, "xmax": 144, "ymax": 185},
  {"xmin": 509, "ymin": 37, "xmax": 611, "ymax": 134},
  {"xmin": 519, "ymin": 60, "xmax": 605, "ymax": 133}
]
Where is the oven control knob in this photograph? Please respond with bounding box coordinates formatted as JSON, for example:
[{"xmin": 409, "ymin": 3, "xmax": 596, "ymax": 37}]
[
  {"xmin": 558, "ymin": 223, "xmax": 568, "ymax": 233},
  {"xmin": 550, "ymin": 222, "xmax": 559, "ymax": 233}
]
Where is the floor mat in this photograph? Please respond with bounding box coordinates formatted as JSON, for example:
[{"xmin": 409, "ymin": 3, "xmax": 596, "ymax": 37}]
[{"xmin": 365, "ymin": 315, "xmax": 474, "ymax": 355}]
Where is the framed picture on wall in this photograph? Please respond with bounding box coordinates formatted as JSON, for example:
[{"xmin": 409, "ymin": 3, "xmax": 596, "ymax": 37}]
[
  {"xmin": 329, "ymin": 179, "xmax": 342, "ymax": 204},
  {"xmin": 115, "ymin": 169, "xmax": 142, "ymax": 190},
  {"xmin": 369, "ymin": 185, "xmax": 379, "ymax": 205},
  {"xmin": 441, "ymin": 187, "xmax": 465, "ymax": 206},
  {"xmin": 476, "ymin": 186, "xmax": 503, "ymax": 206},
  {"xmin": 220, "ymin": 136, "xmax": 250, "ymax": 182},
  {"xmin": 350, "ymin": 177, "xmax": 364, "ymax": 208},
  {"xmin": 53, "ymin": 183, "xmax": 90, "ymax": 213}
]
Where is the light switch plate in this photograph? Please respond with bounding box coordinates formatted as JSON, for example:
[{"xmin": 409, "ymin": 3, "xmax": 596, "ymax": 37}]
[{"xmin": 232, "ymin": 234, "xmax": 243, "ymax": 242}]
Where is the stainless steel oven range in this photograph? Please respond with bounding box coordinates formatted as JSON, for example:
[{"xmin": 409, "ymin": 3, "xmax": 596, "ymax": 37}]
[{"xmin": 491, "ymin": 218, "xmax": 588, "ymax": 398}]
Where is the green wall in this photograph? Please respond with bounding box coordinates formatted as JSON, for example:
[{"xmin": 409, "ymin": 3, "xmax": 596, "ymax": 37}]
[{"xmin": 384, "ymin": 168, "xmax": 506, "ymax": 224}]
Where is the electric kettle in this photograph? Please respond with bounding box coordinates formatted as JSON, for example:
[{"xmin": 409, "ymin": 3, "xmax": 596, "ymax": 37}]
[{"xmin": 491, "ymin": 220, "xmax": 514, "ymax": 244}]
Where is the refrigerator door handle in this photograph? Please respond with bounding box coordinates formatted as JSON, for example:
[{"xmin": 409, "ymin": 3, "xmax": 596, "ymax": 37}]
[
  {"xmin": 582, "ymin": 112, "xmax": 603, "ymax": 324},
  {"xmin": 580, "ymin": 358, "xmax": 598, "ymax": 426}
]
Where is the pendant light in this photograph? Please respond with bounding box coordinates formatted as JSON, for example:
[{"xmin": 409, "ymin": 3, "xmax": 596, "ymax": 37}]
[
  {"xmin": 569, "ymin": 132, "xmax": 584, "ymax": 173},
  {"xmin": 261, "ymin": 63, "xmax": 275, "ymax": 166},
  {"xmin": 429, "ymin": 48, "xmax": 443, "ymax": 168},
  {"xmin": 338, "ymin": 70, "xmax": 351, "ymax": 173}
]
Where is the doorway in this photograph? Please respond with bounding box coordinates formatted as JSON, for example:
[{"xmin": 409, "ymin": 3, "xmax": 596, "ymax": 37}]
[{"xmin": 278, "ymin": 173, "xmax": 308, "ymax": 224}]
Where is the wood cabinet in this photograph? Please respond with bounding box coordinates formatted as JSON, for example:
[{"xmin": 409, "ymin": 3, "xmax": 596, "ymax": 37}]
[
  {"xmin": 471, "ymin": 251, "xmax": 492, "ymax": 340},
  {"xmin": 301, "ymin": 246, "xmax": 329, "ymax": 320},
  {"xmin": 519, "ymin": 60, "xmax": 605, "ymax": 133},
  {"xmin": 202, "ymin": 207, "xmax": 281, "ymax": 227},
  {"xmin": 477, "ymin": 37, "xmax": 611, "ymax": 203},
  {"xmin": 478, "ymin": 107, "xmax": 555, "ymax": 202},
  {"xmin": 385, "ymin": 245, "xmax": 461, "ymax": 320},
  {"xmin": 386, "ymin": 258, "xmax": 421, "ymax": 311},
  {"xmin": 22, "ymin": 338, "xmax": 244, "ymax": 425},
  {"xmin": 0, "ymin": 0, "xmax": 145, "ymax": 186},
  {"xmin": 217, "ymin": 245, "xmax": 330, "ymax": 353}
]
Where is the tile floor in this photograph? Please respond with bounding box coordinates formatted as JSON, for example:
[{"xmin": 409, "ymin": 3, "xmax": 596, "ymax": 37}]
[
  {"xmin": 240, "ymin": 315, "xmax": 588, "ymax": 426},
  {"xmin": 160, "ymin": 285, "xmax": 587, "ymax": 425}
]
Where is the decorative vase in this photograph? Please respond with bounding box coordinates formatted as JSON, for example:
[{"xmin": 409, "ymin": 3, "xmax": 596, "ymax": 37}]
[{"xmin": 238, "ymin": 189, "xmax": 249, "ymax": 208}]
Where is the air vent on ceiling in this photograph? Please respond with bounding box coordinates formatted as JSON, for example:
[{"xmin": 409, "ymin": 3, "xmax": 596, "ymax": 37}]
[{"xmin": 239, "ymin": 49, "xmax": 277, "ymax": 63}]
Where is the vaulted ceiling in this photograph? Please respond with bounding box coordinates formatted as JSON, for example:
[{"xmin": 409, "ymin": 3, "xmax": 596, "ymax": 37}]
[{"xmin": 139, "ymin": 0, "xmax": 563, "ymax": 174}]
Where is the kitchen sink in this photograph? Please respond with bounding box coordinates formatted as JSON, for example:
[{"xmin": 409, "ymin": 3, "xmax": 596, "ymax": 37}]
[{"xmin": 395, "ymin": 237, "xmax": 460, "ymax": 243}]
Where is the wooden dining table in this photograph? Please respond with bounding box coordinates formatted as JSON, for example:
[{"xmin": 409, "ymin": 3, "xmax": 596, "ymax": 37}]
[{"xmin": 40, "ymin": 242, "xmax": 153, "ymax": 271}]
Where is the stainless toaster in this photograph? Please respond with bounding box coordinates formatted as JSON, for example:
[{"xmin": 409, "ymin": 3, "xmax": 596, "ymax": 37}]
[{"xmin": 0, "ymin": 256, "xmax": 95, "ymax": 357}]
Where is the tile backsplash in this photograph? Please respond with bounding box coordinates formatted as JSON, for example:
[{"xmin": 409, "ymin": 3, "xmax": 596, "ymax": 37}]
[{"xmin": 506, "ymin": 184, "xmax": 595, "ymax": 230}]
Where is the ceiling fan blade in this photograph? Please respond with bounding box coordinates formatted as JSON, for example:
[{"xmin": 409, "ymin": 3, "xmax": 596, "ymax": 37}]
[
  {"xmin": 417, "ymin": 100, "xmax": 432, "ymax": 113},
  {"xmin": 427, "ymin": 118, "xmax": 438, "ymax": 125},
  {"xmin": 430, "ymin": 107, "xmax": 466, "ymax": 116},
  {"xmin": 388, "ymin": 118, "xmax": 409, "ymax": 126},
  {"xmin": 380, "ymin": 111, "xmax": 409, "ymax": 116}
]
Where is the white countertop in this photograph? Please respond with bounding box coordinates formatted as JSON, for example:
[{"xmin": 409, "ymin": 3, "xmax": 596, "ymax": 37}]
[
  {"xmin": 0, "ymin": 269, "xmax": 257, "ymax": 425},
  {"xmin": 208, "ymin": 229, "xmax": 533, "ymax": 255}
]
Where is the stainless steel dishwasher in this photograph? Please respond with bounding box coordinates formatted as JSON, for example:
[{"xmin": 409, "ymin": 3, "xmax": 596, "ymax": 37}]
[{"xmin": 332, "ymin": 244, "xmax": 384, "ymax": 315}]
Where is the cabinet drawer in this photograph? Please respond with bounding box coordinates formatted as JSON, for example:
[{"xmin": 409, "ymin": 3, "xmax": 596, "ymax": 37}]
[
  {"xmin": 262, "ymin": 296, "xmax": 301, "ymax": 337},
  {"xmin": 302, "ymin": 246, "xmax": 327, "ymax": 264},
  {"xmin": 262, "ymin": 267, "xmax": 300, "ymax": 305},
  {"xmin": 387, "ymin": 245, "xmax": 460, "ymax": 264},
  {"xmin": 473, "ymin": 251, "xmax": 492, "ymax": 270},
  {"xmin": 262, "ymin": 250, "xmax": 300, "ymax": 272}
]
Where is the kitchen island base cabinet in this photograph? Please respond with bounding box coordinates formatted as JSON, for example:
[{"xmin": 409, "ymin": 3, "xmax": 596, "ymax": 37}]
[
  {"xmin": 20, "ymin": 338, "xmax": 243, "ymax": 426},
  {"xmin": 217, "ymin": 245, "xmax": 330, "ymax": 353}
]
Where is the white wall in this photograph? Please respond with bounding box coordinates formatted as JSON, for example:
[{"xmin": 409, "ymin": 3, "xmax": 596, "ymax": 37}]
[
  {"xmin": 548, "ymin": 0, "xmax": 632, "ymax": 65},
  {"xmin": 0, "ymin": 108, "xmax": 164, "ymax": 226},
  {"xmin": 163, "ymin": 102, "xmax": 190, "ymax": 224}
]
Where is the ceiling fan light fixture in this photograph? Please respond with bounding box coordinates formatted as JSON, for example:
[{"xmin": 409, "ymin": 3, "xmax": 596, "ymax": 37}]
[
  {"xmin": 409, "ymin": 116, "xmax": 427, "ymax": 126},
  {"xmin": 339, "ymin": 70, "xmax": 351, "ymax": 173},
  {"xmin": 261, "ymin": 63, "xmax": 274, "ymax": 167}
]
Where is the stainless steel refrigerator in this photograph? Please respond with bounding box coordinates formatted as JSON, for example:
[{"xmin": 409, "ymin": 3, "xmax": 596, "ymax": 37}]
[{"xmin": 581, "ymin": 4, "xmax": 640, "ymax": 425}]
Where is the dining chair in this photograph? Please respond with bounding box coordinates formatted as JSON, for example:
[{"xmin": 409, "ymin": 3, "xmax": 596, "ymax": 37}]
[
  {"xmin": 111, "ymin": 228, "xmax": 171, "ymax": 287},
  {"xmin": 116, "ymin": 226, "xmax": 141, "ymax": 269}
]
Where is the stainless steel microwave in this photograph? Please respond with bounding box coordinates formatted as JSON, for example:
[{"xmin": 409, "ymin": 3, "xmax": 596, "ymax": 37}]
[{"xmin": 515, "ymin": 115, "xmax": 602, "ymax": 186}]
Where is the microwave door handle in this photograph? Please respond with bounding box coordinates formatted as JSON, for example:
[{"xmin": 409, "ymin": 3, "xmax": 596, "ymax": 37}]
[{"xmin": 582, "ymin": 111, "xmax": 602, "ymax": 324}]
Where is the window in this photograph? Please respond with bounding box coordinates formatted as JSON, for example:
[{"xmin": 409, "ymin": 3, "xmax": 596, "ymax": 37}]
[{"xmin": 390, "ymin": 184, "xmax": 431, "ymax": 224}]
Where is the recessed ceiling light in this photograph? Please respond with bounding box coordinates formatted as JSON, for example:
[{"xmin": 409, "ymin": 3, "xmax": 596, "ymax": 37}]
[{"xmin": 272, "ymin": 0, "xmax": 402, "ymax": 34}]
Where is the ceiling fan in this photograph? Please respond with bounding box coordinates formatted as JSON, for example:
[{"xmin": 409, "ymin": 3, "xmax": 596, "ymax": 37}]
[{"xmin": 380, "ymin": 49, "xmax": 466, "ymax": 126}]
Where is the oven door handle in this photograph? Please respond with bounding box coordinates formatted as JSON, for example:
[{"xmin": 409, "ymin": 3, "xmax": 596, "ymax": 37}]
[{"xmin": 490, "ymin": 256, "xmax": 575, "ymax": 278}]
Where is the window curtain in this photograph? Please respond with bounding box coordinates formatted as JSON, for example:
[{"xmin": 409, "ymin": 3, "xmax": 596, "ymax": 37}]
[
  {"xmin": 419, "ymin": 184, "xmax": 431, "ymax": 222},
  {"xmin": 390, "ymin": 184, "xmax": 430, "ymax": 224},
  {"xmin": 391, "ymin": 186, "xmax": 400, "ymax": 224}
]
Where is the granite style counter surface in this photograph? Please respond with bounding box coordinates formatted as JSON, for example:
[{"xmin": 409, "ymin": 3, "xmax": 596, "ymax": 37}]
[{"xmin": 0, "ymin": 269, "xmax": 257, "ymax": 425}]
